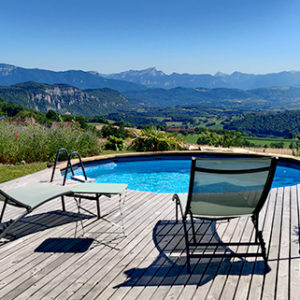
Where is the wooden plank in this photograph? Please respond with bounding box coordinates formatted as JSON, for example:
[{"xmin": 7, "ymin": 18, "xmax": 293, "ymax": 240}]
[
  {"xmin": 169, "ymin": 221, "xmax": 223, "ymax": 300},
  {"xmin": 0, "ymin": 191, "xmax": 148, "ymax": 299},
  {"xmin": 112, "ymin": 221, "xmax": 188, "ymax": 299},
  {"xmin": 290, "ymin": 185, "xmax": 300, "ymax": 300},
  {"xmin": 129, "ymin": 221, "xmax": 209, "ymax": 300},
  {"xmin": 45, "ymin": 193, "xmax": 173, "ymax": 300},
  {"xmin": 247, "ymin": 188, "xmax": 277, "ymax": 300},
  {"xmin": 11, "ymin": 198, "xmax": 143, "ymax": 299},
  {"xmin": 0, "ymin": 192, "xmax": 124, "ymax": 273},
  {"xmin": 192, "ymin": 217, "xmax": 247, "ymax": 299},
  {"xmin": 120, "ymin": 220, "xmax": 213, "ymax": 300},
  {"xmin": 159, "ymin": 221, "xmax": 222, "ymax": 300},
  {"xmin": 232, "ymin": 185, "xmax": 272, "ymax": 300},
  {"xmin": 261, "ymin": 187, "xmax": 283, "ymax": 299},
  {"xmin": 10, "ymin": 191, "xmax": 160, "ymax": 299},
  {"xmin": 0, "ymin": 189, "xmax": 137, "ymax": 259},
  {"xmin": 0, "ymin": 183, "xmax": 298, "ymax": 300},
  {"xmin": 73, "ymin": 195, "xmax": 174, "ymax": 300},
  {"xmin": 0, "ymin": 196, "xmax": 84, "ymax": 258},
  {"xmin": 219, "ymin": 188, "xmax": 275, "ymax": 299},
  {"xmin": 276, "ymin": 186, "xmax": 291, "ymax": 300},
  {"xmin": 223, "ymin": 221, "xmax": 255, "ymax": 300}
]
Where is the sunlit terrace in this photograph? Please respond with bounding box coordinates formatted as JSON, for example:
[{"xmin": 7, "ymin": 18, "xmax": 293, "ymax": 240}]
[{"xmin": 0, "ymin": 155, "xmax": 299, "ymax": 300}]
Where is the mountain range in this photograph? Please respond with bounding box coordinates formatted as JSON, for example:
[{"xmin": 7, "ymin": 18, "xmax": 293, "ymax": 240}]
[
  {"xmin": 1, "ymin": 81, "xmax": 300, "ymax": 116},
  {"xmin": 0, "ymin": 64, "xmax": 144, "ymax": 92},
  {"xmin": 2, "ymin": 63, "xmax": 300, "ymax": 90},
  {"xmin": 105, "ymin": 67, "xmax": 300, "ymax": 89},
  {"xmin": 0, "ymin": 82, "xmax": 133, "ymax": 116},
  {"xmin": 2, "ymin": 63, "xmax": 300, "ymax": 116}
]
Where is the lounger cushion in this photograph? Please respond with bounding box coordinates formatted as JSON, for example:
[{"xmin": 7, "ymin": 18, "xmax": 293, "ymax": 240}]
[
  {"xmin": 3, "ymin": 184, "xmax": 71, "ymax": 209},
  {"xmin": 71, "ymin": 183, "xmax": 127, "ymax": 195}
]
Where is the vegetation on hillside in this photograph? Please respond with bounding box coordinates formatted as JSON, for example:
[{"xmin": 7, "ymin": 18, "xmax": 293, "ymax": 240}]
[
  {"xmin": 195, "ymin": 129, "xmax": 251, "ymax": 148},
  {"xmin": 130, "ymin": 128, "xmax": 183, "ymax": 151},
  {"xmin": 0, "ymin": 119, "xmax": 101, "ymax": 164},
  {"xmin": 227, "ymin": 110, "xmax": 300, "ymax": 137},
  {"xmin": 0, "ymin": 82, "xmax": 133, "ymax": 116}
]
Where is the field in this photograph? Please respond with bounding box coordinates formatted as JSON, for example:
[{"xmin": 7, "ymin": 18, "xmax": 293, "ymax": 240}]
[
  {"xmin": 184, "ymin": 134, "xmax": 297, "ymax": 149},
  {"xmin": 245, "ymin": 136, "xmax": 296, "ymax": 148},
  {"xmin": 184, "ymin": 134, "xmax": 200, "ymax": 144}
]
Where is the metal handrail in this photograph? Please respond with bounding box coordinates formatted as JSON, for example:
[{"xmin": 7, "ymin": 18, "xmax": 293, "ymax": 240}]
[
  {"xmin": 50, "ymin": 148, "xmax": 74, "ymax": 182},
  {"xmin": 63, "ymin": 151, "xmax": 87, "ymax": 185}
]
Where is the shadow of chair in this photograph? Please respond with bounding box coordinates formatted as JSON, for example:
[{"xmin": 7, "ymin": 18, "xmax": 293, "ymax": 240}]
[
  {"xmin": 116, "ymin": 219, "xmax": 267, "ymax": 288},
  {"xmin": 0, "ymin": 210, "xmax": 93, "ymax": 242}
]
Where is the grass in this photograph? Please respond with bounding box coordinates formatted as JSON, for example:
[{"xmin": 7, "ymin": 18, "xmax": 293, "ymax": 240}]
[
  {"xmin": 87, "ymin": 122, "xmax": 106, "ymax": 127},
  {"xmin": 184, "ymin": 134, "xmax": 199, "ymax": 144},
  {"xmin": 184, "ymin": 134, "xmax": 297, "ymax": 148},
  {"xmin": 245, "ymin": 136, "xmax": 296, "ymax": 148},
  {"xmin": 166, "ymin": 121, "xmax": 183, "ymax": 127},
  {"xmin": 0, "ymin": 162, "xmax": 47, "ymax": 183},
  {"xmin": 0, "ymin": 150, "xmax": 133, "ymax": 184}
]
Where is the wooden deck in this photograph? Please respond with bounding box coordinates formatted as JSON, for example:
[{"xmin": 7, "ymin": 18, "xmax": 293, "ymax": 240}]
[{"xmin": 0, "ymin": 184, "xmax": 299, "ymax": 299}]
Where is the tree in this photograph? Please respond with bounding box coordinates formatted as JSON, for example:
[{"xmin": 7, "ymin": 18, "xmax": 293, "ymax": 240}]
[
  {"xmin": 131, "ymin": 128, "xmax": 183, "ymax": 151},
  {"xmin": 46, "ymin": 109, "xmax": 60, "ymax": 121}
]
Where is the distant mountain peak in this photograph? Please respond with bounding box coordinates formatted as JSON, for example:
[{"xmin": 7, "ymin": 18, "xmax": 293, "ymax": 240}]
[
  {"xmin": 215, "ymin": 72, "xmax": 227, "ymax": 77},
  {"xmin": 0, "ymin": 63, "xmax": 145, "ymax": 92},
  {"xmin": 0, "ymin": 63, "xmax": 17, "ymax": 73},
  {"xmin": 114, "ymin": 67, "xmax": 165, "ymax": 77},
  {"xmin": 2, "ymin": 63, "xmax": 300, "ymax": 91}
]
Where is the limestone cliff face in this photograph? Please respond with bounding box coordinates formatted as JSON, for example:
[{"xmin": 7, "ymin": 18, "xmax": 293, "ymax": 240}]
[{"xmin": 0, "ymin": 82, "xmax": 133, "ymax": 116}]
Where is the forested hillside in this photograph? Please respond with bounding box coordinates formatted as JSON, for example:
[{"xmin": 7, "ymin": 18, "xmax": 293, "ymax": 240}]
[
  {"xmin": 227, "ymin": 110, "xmax": 300, "ymax": 137},
  {"xmin": 0, "ymin": 82, "xmax": 133, "ymax": 116}
]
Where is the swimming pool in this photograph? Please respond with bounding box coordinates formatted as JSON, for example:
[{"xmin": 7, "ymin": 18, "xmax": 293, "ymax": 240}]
[{"xmin": 68, "ymin": 156, "xmax": 300, "ymax": 193}]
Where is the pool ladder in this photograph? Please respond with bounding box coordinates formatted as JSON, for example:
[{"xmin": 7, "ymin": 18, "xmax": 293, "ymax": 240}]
[{"xmin": 50, "ymin": 148, "xmax": 87, "ymax": 185}]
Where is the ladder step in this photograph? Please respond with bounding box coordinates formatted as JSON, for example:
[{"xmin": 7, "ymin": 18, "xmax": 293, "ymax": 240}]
[{"xmin": 71, "ymin": 175, "xmax": 95, "ymax": 183}]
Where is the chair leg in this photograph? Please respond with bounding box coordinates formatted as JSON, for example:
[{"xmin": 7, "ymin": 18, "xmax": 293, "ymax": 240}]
[
  {"xmin": 182, "ymin": 216, "xmax": 191, "ymax": 273},
  {"xmin": 252, "ymin": 214, "xmax": 269, "ymax": 270},
  {"xmin": 257, "ymin": 230, "xmax": 267, "ymax": 262},
  {"xmin": 96, "ymin": 194, "xmax": 100, "ymax": 219},
  {"xmin": 61, "ymin": 196, "xmax": 66, "ymax": 212},
  {"xmin": 0, "ymin": 199, "xmax": 8, "ymax": 223},
  {"xmin": 189, "ymin": 211, "xmax": 197, "ymax": 244},
  {"xmin": 172, "ymin": 194, "xmax": 179, "ymax": 223},
  {"xmin": 251, "ymin": 215, "xmax": 259, "ymax": 243}
]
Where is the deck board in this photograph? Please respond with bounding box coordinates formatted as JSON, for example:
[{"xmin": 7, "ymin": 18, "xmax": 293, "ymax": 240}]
[
  {"xmin": 0, "ymin": 183, "xmax": 299, "ymax": 300},
  {"xmin": 290, "ymin": 185, "xmax": 300, "ymax": 300}
]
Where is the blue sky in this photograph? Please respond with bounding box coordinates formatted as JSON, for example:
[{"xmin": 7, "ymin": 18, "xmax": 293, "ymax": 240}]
[{"xmin": 1, "ymin": 0, "xmax": 300, "ymax": 75}]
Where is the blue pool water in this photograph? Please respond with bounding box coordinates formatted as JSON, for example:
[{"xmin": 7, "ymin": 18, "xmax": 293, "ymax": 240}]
[{"xmin": 68, "ymin": 157, "xmax": 300, "ymax": 193}]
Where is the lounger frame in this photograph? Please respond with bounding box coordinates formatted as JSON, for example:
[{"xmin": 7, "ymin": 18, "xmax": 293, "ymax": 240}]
[{"xmin": 173, "ymin": 156, "xmax": 277, "ymax": 273}]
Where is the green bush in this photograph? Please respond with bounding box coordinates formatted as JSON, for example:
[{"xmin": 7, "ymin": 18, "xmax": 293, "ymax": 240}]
[
  {"xmin": 100, "ymin": 125, "xmax": 131, "ymax": 139},
  {"xmin": 0, "ymin": 119, "xmax": 101, "ymax": 164},
  {"xmin": 105, "ymin": 136, "xmax": 125, "ymax": 151},
  {"xmin": 196, "ymin": 129, "xmax": 249, "ymax": 147},
  {"xmin": 269, "ymin": 142, "xmax": 284, "ymax": 149},
  {"xmin": 131, "ymin": 128, "xmax": 183, "ymax": 152}
]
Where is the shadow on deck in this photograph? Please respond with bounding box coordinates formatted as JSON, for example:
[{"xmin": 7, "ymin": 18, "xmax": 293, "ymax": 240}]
[{"xmin": 117, "ymin": 220, "xmax": 269, "ymax": 288}]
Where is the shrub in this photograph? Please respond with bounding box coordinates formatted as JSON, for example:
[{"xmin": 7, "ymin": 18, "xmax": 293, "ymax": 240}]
[
  {"xmin": 270, "ymin": 142, "xmax": 284, "ymax": 149},
  {"xmin": 105, "ymin": 136, "xmax": 125, "ymax": 151},
  {"xmin": 196, "ymin": 129, "xmax": 248, "ymax": 147},
  {"xmin": 100, "ymin": 124, "xmax": 131, "ymax": 139},
  {"xmin": 0, "ymin": 119, "xmax": 101, "ymax": 164},
  {"xmin": 131, "ymin": 128, "xmax": 183, "ymax": 152}
]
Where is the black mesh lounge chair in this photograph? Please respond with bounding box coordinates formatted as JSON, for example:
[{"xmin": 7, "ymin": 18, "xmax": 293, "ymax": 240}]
[
  {"xmin": 0, "ymin": 182, "xmax": 127, "ymax": 240},
  {"xmin": 173, "ymin": 157, "xmax": 277, "ymax": 273}
]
